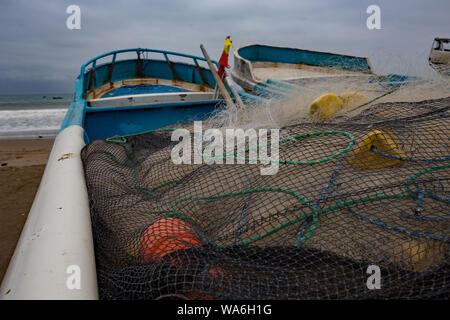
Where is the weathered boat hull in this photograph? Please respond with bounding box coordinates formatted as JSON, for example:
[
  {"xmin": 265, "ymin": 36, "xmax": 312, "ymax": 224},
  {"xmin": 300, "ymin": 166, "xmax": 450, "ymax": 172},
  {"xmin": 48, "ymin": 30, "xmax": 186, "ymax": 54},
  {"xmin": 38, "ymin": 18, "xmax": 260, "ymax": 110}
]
[
  {"xmin": 429, "ymin": 38, "xmax": 450, "ymax": 77},
  {"xmin": 231, "ymin": 44, "xmax": 373, "ymax": 92},
  {"xmin": 1, "ymin": 125, "xmax": 97, "ymax": 299},
  {"xmin": 0, "ymin": 48, "xmax": 226, "ymax": 299}
]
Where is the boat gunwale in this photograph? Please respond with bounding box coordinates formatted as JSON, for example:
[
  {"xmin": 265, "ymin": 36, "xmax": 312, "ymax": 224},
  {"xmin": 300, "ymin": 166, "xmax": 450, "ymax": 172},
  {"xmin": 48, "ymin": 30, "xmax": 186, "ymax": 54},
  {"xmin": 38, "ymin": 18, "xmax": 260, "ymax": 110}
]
[
  {"xmin": 231, "ymin": 43, "xmax": 374, "ymax": 91},
  {"xmin": 80, "ymin": 48, "xmax": 219, "ymax": 76},
  {"xmin": 77, "ymin": 48, "xmax": 220, "ymax": 101},
  {"xmin": 235, "ymin": 43, "xmax": 374, "ymax": 69}
]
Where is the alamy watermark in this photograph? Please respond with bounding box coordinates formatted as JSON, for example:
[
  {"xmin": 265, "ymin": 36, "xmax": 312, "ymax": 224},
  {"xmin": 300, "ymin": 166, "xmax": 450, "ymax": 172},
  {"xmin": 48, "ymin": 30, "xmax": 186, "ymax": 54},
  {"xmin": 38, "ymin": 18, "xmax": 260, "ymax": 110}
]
[
  {"xmin": 366, "ymin": 5, "xmax": 381, "ymax": 30},
  {"xmin": 171, "ymin": 121, "xmax": 280, "ymax": 175},
  {"xmin": 66, "ymin": 5, "xmax": 81, "ymax": 30},
  {"xmin": 366, "ymin": 265, "xmax": 381, "ymax": 290},
  {"xmin": 66, "ymin": 264, "xmax": 81, "ymax": 290}
]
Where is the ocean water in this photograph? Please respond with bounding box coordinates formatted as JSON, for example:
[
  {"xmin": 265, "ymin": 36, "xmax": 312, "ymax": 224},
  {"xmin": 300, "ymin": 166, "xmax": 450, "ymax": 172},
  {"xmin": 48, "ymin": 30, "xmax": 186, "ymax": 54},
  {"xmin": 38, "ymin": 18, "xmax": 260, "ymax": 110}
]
[{"xmin": 0, "ymin": 94, "xmax": 73, "ymax": 139}]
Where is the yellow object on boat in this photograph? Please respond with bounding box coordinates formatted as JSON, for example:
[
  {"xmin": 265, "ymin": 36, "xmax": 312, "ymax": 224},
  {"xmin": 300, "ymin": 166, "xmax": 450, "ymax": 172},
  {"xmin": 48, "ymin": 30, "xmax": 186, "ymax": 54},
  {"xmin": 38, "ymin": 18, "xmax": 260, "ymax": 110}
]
[
  {"xmin": 340, "ymin": 91, "xmax": 367, "ymax": 110},
  {"xmin": 223, "ymin": 37, "xmax": 234, "ymax": 54},
  {"xmin": 398, "ymin": 240, "xmax": 445, "ymax": 272},
  {"xmin": 348, "ymin": 129, "xmax": 405, "ymax": 169},
  {"xmin": 310, "ymin": 92, "xmax": 369, "ymax": 121},
  {"xmin": 309, "ymin": 93, "xmax": 343, "ymax": 121}
]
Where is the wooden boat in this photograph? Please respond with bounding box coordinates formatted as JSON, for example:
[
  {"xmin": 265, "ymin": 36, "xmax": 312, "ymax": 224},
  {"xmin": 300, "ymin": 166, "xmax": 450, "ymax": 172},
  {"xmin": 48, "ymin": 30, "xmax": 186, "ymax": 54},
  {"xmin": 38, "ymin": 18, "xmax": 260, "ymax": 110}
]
[
  {"xmin": 231, "ymin": 44, "xmax": 374, "ymax": 95},
  {"xmin": 230, "ymin": 43, "xmax": 427, "ymax": 112},
  {"xmin": 429, "ymin": 37, "xmax": 450, "ymax": 77},
  {"xmin": 0, "ymin": 48, "xmax": 228, "ymax": 299}
]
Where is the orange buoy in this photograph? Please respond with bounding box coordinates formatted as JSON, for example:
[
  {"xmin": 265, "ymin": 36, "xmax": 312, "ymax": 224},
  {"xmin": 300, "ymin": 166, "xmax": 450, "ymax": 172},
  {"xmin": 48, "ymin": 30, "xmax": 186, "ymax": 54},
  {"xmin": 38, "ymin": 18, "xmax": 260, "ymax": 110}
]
[
  {"xmin": 140, "ymin": 217, "xmax": 227, "ymax": 300},
  {"xmin": 140, "ymin": 217, "xmax": 203, "ymax": 263}
]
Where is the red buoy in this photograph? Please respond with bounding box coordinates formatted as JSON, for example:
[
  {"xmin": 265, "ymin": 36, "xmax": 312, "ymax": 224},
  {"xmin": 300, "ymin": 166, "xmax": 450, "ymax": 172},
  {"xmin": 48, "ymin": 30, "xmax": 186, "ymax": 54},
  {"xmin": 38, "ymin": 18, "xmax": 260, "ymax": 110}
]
[{"xmin": 140, "ymin": 217, "xmax": 203, "ymax": 263}]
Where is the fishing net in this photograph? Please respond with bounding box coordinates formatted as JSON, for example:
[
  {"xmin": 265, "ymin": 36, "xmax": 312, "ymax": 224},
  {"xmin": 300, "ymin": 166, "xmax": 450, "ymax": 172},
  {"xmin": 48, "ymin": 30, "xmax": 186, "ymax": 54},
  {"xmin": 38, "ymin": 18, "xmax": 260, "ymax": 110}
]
[
  {"xmin": 81, "ymin": 85, "xmax": 450, "ymax": 299},
  {"xmin": 430, "ymin": 63, "xmax": 450, "ymax": 78}
]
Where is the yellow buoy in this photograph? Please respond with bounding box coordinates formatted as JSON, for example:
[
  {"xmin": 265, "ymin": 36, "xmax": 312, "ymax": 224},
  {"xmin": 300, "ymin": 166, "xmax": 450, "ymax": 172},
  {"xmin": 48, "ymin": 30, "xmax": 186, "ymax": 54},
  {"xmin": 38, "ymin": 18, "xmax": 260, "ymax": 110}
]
[
  {"xmin": 340, "ymin": 91, "xmax": 367, "ymax": 110},
  {"xmin": 398, "ymin": 240, "xmax": 445, "ymax": 272},
  {"xmin": 309, "ymin": 91, "xmax": 368, "ymax": 121},
  {"xmin": 309, "ymin": 93, "xmax": 343, "ymax": 121},
  {"xmin": 347, "ymin": 129, "xmax": 405, "ymax": 169}
]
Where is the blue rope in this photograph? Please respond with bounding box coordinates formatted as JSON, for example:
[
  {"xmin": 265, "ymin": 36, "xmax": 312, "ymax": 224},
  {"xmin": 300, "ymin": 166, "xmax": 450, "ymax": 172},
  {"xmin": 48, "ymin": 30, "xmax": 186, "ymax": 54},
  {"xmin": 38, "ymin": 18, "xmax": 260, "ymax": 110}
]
[
  {"xmin": 293, "ymin": 221, "xmax": 310, "ymax": 246},
  {"xmin": 397, "ymin": 210, "xmax": 447, "ymax": 223},
  {"xmin": 413, "ymin": 188, "xmax": 425, "ymax": 214},
  {"xmin": 429, "ymin": 179, "xmax": 450, "ymax": 205},
  {"xmin": 371, "ymin": 146, "xmax": 450, "ymax": 163},
  {"xmin": 315, "ymin": 157, "xmax": 343, "ymax": 208},
  {"xmin": 285, "ymin": 157, "xmax": 342, "ymax": 278},
  {"xmin": 428, "ymin": 193, "xmax": 450, "ymax": 204},
  {"xmin": 341, "ymin": 200, "xmax": 449, "ymax": 242},
  {"xmin": 237, "ymin": 176, "xmax": 252, "ymax": 241},
  {"xmin": 421, "ymin": 104, "xmax": 441, "ymax": 111},
  {"xmin": 437, "ymin": 179, "xmax": 448, "ymax": 195},
  {"xmin": 395, "ymin": 187, "xmax": 447, "ymax": 222},
  {"xmin": 420, "ymin": 104, "xmax": 447, "ymax": 116},
  {"xmin": 294, "ymin": 157, "xmax": 343, "ymax": 246}
]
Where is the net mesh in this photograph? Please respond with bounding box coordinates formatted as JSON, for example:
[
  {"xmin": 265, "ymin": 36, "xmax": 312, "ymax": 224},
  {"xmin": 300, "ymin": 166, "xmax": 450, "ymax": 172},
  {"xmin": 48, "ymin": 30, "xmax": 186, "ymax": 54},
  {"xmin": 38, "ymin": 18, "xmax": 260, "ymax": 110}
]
[
  {"xmin": 430, "ymin": 63, "xmax": 450, "ymax": 78},
  {"xmin": 81, "ymin": 83, "xmax": 450, "ymax": 299}
]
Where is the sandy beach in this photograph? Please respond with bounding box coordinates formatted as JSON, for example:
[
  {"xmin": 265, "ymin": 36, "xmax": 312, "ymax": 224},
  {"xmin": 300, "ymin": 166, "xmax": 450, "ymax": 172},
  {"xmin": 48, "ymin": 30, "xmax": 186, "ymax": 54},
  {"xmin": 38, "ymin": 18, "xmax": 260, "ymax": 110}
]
[{"xmin": 0, "ymin": 138, "xmax": 53, "ymax": 283}]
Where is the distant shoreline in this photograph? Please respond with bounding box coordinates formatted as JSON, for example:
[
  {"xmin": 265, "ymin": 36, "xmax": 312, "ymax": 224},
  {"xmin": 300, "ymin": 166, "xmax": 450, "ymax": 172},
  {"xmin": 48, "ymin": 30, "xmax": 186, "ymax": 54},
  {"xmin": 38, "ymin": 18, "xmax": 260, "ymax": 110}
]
[{"xmin": 0, "ymin": 94, "xmax": 68, "ymax": 137}]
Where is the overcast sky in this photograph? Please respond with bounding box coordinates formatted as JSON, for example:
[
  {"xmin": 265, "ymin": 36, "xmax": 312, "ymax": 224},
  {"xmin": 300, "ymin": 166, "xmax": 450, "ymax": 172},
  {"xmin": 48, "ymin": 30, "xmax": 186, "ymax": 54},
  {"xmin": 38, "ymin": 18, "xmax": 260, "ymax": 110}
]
[{"xmin": 0, "ymin": 0, "xmax": 449, "ymax": 94}]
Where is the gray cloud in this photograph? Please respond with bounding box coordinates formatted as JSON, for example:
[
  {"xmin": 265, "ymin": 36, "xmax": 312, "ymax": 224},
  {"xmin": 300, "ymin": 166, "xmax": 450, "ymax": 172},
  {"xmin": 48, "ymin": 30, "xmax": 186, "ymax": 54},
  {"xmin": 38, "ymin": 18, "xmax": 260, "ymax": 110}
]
[{"xmin": 0, "ymin": 0, "xmax": 449, "ymax": 94}]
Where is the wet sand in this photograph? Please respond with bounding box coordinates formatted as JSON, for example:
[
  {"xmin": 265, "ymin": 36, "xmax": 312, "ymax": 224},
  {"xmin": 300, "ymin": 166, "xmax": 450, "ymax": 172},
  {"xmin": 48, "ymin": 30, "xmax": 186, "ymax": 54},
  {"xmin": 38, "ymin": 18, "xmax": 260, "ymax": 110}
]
[{"xmin": 0, "ymin": 138, "xmax": 53, "ymax": 283}]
